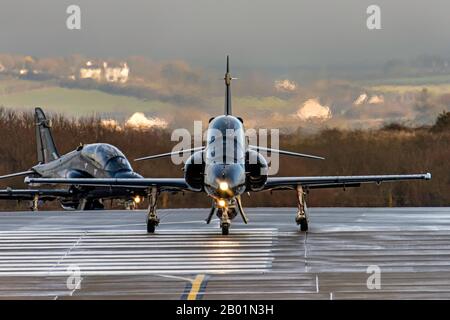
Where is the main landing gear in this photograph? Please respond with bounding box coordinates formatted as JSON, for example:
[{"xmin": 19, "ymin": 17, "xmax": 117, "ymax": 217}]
[
  {"xmin": 30, "ymin": 194, "xmax": 39, "ymax": 211},
  {"xmin": 295, "ymin": 185, "xmax": 308, "ymax": 232},
  {"xmin": 146, "ymin": 187, "xmax": 160, "ymax": 233}
]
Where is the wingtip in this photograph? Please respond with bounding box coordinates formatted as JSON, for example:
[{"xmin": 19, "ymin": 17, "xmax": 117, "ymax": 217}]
[
  {"xmin": 310, "ymin": 155, "xmax": 325, "ymax": 160},
  {"xmin": 425, "ymin": 172, "xmax": 432, "ymax": 180}
]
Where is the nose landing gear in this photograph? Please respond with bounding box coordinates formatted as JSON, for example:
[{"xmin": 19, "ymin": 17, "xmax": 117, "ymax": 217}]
[
  {"xmin": 295, "ymin": 185, "xmax": 308, "ymax": 232},
  {"xmin": 205, "ymin": 202, "xmax": 231, "ymax": 235},
  {"xmin": 206, "ymin": 198, "xmax": 247, "ymax": 235},
  {"xmin": 220, "ymin": 207, "xmax": 230, "ymax": 235}
]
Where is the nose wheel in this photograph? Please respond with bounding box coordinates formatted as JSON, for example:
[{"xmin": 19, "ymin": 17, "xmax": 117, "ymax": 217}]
[
  {"xmin": 147, "ymin": 219, "xmax": 159, "ymax": 233},
  {"xmin": 220, "ymin": 207, "xmax": 231, "ymax": 235},
  {"xmin": 221, "ymin": 223, "xmax": 230, "ymax": 235}
]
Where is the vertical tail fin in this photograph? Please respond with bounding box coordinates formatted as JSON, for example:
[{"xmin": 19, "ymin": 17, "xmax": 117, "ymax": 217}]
[
  {"xmin": 224, "ymin": 55, "xmax": 233, "ymax": 115},
  {"xmin": 35, "ymin": 107, "xmax": 59, "ymax": 163}
]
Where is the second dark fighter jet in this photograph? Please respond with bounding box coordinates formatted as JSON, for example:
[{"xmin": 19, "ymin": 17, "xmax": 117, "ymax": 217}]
[{"xmin": 0, "ymin": 107, "xmax": 144, "ymax": 210}]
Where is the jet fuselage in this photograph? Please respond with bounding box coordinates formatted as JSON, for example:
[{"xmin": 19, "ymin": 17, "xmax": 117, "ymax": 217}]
[{"xmin": 203, "ymin": 115, "xmax": 247, "ymax": 202}]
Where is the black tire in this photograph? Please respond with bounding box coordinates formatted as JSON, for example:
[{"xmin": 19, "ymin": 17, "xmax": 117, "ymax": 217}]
[
  {"xmin": 221, "ymin": 224, "xmax": 229, "ymax": 235},
  {"xmin": 300, "ymin": 220, "xmax": 308, "ymax": 232},
  {"xmin": 147, "ymin": 221, "xmax": 156, "ymax": 233},
  {"xmin": 84, "ymin": 200, "xmax": 104, "ymax": 210}
]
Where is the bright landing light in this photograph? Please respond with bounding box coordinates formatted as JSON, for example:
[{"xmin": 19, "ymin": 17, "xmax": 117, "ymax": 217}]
[
  {"xmin": 217, "ymin": 199, "xmax": 226, "ymax": 207},
  {"xmin": 134, "ymin": 195, "xmax": 141, "ymax": 204},
  {"xmin": 219, "ymin": 181, "xmax": 229, "ymax": 191}
]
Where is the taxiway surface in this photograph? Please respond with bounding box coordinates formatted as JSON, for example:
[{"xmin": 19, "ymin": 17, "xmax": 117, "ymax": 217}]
[{"xmin": 0, "ymin": 207, "xmax": 449, "ymax": 299}]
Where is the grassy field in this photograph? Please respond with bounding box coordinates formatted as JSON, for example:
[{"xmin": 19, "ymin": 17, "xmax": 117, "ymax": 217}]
[
  {"xmin": 366, "ymin": 74, "xmax": 450, "ymax": 86},
  {"xmin": 363, "ymin": 74, "xmax": 450, "ymax": 95},
  {"xmin": 0, "ymin": 83, "xmax": 174, "ymax": 117},
  {"xmin": 0, "ymin": 79, "xmax": 294, "ymax": 120},
  {"xmin": 370, "ymin": 84, "xmax": 450, "ymax": 95}
]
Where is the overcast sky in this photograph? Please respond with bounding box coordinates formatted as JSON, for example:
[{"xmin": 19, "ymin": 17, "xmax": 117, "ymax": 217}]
[{"xmin": 0, "ymin": 0, "xmax": 449, "ymax": 70}]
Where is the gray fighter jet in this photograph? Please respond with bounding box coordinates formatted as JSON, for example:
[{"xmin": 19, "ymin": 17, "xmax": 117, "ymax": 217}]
[
  {"xmin": 27, "ymin": 57, "xmax": 431, "ymax": 234},
  {"xmin": 0, "ymin": 107, "xmax": 144, "ymax": 210}
]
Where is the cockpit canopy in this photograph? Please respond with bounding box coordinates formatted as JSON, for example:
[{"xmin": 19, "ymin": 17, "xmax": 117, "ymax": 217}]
[
  {"xmin": 81, "ymin": 143, "xmax": 132, "ymax": 172},
  {"xmin": 209, "ymin": 115, "xmax": 244, "ymax": 133},
  {"xmin": 206, "ymin": 116, "xmax": 245, "ymax": 164}
]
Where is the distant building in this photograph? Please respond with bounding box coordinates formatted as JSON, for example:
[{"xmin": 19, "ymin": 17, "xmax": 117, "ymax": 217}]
[
  {"xmin": 79, "ymin": 61, "xmax": 102, "ymax": 81},
  {"xmin": 79, "ymin": 60, "xmax": 130, "ymax": 83},
  {"xmin": 103, "ymin": 62, "xmax": 129, "ymax": 83},
  {"xmin": 274, "ymin": 79, "xmax": 297, "ymax": 92}
]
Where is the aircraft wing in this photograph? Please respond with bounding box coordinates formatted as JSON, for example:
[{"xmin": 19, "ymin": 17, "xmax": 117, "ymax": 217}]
[
  {"xmin": 248, "ymin": 145, "xmax": 324, "ymax": 160},
  {"xmin": 0, "ymin": 188, "xmax": 71, "ymax": 201},
  {"xmin": 0, "ymin": 170, "xmax": 34, "ymax": 180},
  {"xmin": 264, "ymin": 173, "xmax": 431, "ymax": 190},
  {"xmin": 135, "ymin": 146, "xmax": 205, "ymax": 161},
  {"xmin": 25, "ymin": 177, "xmax": 192, "ymax": 192}
]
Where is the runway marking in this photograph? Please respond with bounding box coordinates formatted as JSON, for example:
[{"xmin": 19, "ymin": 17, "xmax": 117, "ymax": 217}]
[
  {"xmin": 155, "ymin": 274, "xmax": 194, "ymax": 283},
  {"xmin": 181, "ymin": 274, "xmax": 210, "ymax": 300},
  {"xmin": 0, "ymin": 229, "xmax": 277, "ymax": 277},
  {"xmin": 316, "ymin": 275, "xmax": 319, "ymax": 293}
]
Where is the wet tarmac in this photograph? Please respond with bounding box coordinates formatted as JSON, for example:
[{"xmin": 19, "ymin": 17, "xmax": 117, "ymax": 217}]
[{"xmin": 0, "ymin": 207, "xmax": 449, "ymax": 299}]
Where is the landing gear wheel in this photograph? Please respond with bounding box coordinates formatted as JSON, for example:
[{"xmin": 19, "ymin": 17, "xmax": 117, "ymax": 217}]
[
  {"xmin": 296, "ymin": 186, "xmax": 309, "ymax": 232},
  {"xmin": 147, "ymin": 220, "xmax": 158, "ymax": 233},
  {"xmin": 299, "ymin": 218, "xmax": 308, "ymax": 232},
  {"xmin": 221, "ymin": 223, "xmax": 230, "ymax": 235},
  {"xmin": 146, "ymin": 187, "xmax": 159, "ymax": 234}
]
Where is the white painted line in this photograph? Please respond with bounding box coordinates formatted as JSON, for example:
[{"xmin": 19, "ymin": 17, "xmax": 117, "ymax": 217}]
[
  {"xmin": 155, "ymin": 274, "xmax": 195, "ymax": 282},
  {"xmin": 0, "ymin": 269, "xmax": 270, "ymax": 276},
  {"xmin": 0, "ymin": 228, "xmax": 278, "ymax": 234},
  {"xmin": 0, "ymin": 249, "xmax": 273, "ymax": 255}
]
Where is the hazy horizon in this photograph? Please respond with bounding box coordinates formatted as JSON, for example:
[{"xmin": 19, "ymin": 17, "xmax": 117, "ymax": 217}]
[
  {"xmin": 0, "ymin": 0, "xmax": 449, "ymax": 72},
  {"xmin": 0, "ymin": 1, "xmax": 449, "ymax": 130}
]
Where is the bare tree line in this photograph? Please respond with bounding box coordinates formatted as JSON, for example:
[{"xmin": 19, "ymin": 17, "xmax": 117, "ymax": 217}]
[{"xmin": 0, "ymin": 107, "xmax": 447, "ymax": 210}]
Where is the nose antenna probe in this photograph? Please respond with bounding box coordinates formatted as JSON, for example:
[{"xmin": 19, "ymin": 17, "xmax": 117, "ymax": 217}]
[{"xmin": 224, "ymin": 55, "xmax": 237, "ymax": 116}]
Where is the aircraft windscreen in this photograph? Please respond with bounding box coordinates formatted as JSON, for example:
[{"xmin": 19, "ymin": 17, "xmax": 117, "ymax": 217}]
[
  {"xmin": 104, "ymin": 156, "xmax": 132, "ymax": 172},
  {"xmin": 81, "ymin": 144, "xmax": 130, "ymax": 170}
]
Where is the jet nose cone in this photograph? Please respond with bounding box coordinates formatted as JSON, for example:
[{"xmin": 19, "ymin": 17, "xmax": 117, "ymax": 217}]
[
  {"xmin": 220, "ymin": 164, "xmax": 245, "ymax": 188},
  {"xmin": 207, "ymin": 164, "xmax": 246, "ymax": 198},
  {"xmin": 114, "ymin": 171, "xmax": 143, "ymax": 179}
]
